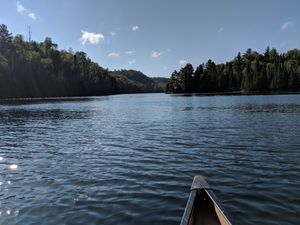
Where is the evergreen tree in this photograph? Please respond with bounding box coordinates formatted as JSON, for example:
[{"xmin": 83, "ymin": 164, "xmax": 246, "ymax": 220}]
[{"xmin": 166, "ymin": 47, "xmax": 300, "ymax": 93}]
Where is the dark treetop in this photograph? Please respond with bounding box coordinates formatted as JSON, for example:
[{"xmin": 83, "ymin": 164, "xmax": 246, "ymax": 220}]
[
  {"xmin": 166, "ymin": 47, "xmax": 300, "ymax": 94},
  {"xmin": 0, "ymin": 24, "xmax": 167, "ymax": 99}
]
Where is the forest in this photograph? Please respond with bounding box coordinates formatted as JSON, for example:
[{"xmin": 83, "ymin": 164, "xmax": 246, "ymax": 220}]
[
  {"xmin": 0, "ymin": 24, "xmax": 166, "ymax": 99},
  {"xmin": 166, "ymin": 48, "xmax": 300, "ymax": 93}
]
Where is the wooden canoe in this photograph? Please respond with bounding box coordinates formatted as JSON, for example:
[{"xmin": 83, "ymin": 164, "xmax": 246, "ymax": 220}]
[{"xmin": 180, "ymin": 176, "xmax": 234, "ymax": 225}]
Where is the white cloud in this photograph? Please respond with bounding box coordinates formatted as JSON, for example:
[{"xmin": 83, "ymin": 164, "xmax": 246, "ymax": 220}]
[
  {"xmin": 151, "ymin": 51, "xmax": 163, "ymax": 58},
  {"xmin": 28, "ymin": 13, "xmax": 36, "ymax": 20},
  {"xmin": 128, "ymin": 59, "xmax": 136, "ymax": 64},
  {"xmin": 281, "ymin": 21, "xmax": 292, "ymax": 30},
  {"xmin": 16, "ymin": 1, "xmax": 26, "ymax": 13},
  {"xmin": 179, "ymin": 60, "xmax": 188, "ymax": 66},
  {"xmin": 217, "ymin": 27, "xmax": 224, "ymax": 33},
  {"xmin": 110, "ymin": 31, "xmax": 116, "ymax": 37},
  {"xmin": 16, "ymin": 1, "xmax": 36, "ymax": 20},
  {"xmin": 132, "ymin": 25, "xmax": 139, "ymax": 31},
  {"xmin": 80, "ymin": 31, "xmax": 104, "ymax": 45},
  {"xmin": 108, "ymin": 52, "xmax": 120, "ymax": 57},
  {"xmin": 125, "ymin": 50, "xmax": 135, "ymax": 55}
]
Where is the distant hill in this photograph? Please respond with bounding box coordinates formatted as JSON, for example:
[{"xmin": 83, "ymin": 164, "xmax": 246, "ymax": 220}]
[
  {"xmin": 110, "ymin": 70, "xmax": 169, "ymax": 93},
  {"xmin": 151, "ymin": 77, "xmax": 170, "ymax": 91}
]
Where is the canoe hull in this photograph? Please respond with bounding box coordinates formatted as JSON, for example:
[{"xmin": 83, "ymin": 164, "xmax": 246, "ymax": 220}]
[{"xmin": 180, "ymin": 176, "xmax": 234, "ymax": 225}]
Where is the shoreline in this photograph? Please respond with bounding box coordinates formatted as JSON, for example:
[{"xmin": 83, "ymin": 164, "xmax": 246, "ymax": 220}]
[
  {"xmin": 167, "ymin": 91, "xmax": 300, "ymax": 97},
  {"xmin": 0, "ymin": 91, "xmax": 165, "ymax": 103},
  {"xmin": 0, "ymin": 91, "xmax": 299, "ymax": 103}
]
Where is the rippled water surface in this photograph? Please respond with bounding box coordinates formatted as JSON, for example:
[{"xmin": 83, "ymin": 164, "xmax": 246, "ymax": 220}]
[{"xmin": 0, "ymin": 93, "xmax": 300, "ymax": 225}]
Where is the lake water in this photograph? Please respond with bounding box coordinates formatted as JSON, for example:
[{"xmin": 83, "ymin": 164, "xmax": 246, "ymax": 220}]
[{"xmin": 0, "ymin": 93, "xmax": 299, "ymax": 225}]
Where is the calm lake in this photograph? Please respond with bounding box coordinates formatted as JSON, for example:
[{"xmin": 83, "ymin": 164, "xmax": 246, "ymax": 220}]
[{"xmin": 0, "ymin": 93, "xmax": 299, "ymax": 225}]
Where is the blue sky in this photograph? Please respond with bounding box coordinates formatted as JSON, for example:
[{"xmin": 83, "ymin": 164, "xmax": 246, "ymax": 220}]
[{"xmin": 0, "ymin": 0, "xmax": 299, "ymax": 77}]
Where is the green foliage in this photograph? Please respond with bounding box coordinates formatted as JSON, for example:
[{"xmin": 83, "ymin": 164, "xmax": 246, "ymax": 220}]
[
  {"xmin": 0, "ymin": 24, "xmax": 12, "ymax": 50},
  {"xmin": 0, "ymin": 24, "xmax": 165, "ymax": 99},
  {"xmin": 166, "ymin": 48, "xmax": 300, "ymax": 93},
  {"xmin": 152, "ymin": 77, "xmax": 170, "ymax": 91},
  {"xmin": 109, "ymin": 70, "xmax": 168, "ymax": 93}
]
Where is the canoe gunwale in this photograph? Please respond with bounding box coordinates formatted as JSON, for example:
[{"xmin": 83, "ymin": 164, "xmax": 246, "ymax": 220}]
[
  {"xmin": 205, "ymin": 189, "xmax": 234, "ymax": 225},
  {"xmin": 180, "ymin": 189, "xmax": 197, "ymax": 225}
]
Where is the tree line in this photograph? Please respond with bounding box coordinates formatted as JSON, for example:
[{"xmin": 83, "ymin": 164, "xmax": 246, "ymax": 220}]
[
  {"xmin": 0, "ymin": 24, "xmax": 121, "ymax": 98},
  {"xmin": 166, "ymin": 47, "xmax": 300, "ymax": 93},
  {"xmin": 0, "ymin": 24, "xmax": 165, "ymax": 99}
]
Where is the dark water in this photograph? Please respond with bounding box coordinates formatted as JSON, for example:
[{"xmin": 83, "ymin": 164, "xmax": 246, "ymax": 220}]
[{"xmin": 0, "ymin": 94, "xmax": 300, "ymax": 225}]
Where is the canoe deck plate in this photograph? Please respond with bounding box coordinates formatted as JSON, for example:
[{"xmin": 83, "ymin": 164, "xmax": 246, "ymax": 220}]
[{"xmin": 191, "ymin": 175, "xmax": 211, "ymax": 190}]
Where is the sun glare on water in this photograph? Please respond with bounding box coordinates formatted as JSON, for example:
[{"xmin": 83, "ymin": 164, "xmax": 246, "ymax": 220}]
[{"xmin": 8, "ymin": 164, "xmax": 18, "ymax": 171}]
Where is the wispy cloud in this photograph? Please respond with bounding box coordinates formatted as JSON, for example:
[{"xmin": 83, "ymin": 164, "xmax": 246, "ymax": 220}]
[
  {"xmin": 80, "ymin": 31, "xmax": 105, "ymax": 45},
  {"xmin": 179, "ymin": 60, "xmax": 188, "ymax": 66},
  {"xmin": 166, "ymin": 48, "xmax": 172, "ymax": 52},
  {"xmin": 28, "ymin": 13, "xmax": 36, "ymax": 20},
  {"xmin": 132, "ymin": 25, "xmax": 139, "ymax": 31},
  {"xmin": 16, "ymin": 1, "xmax": 36, "ymax": 20},
  {"xmin": 110, "ymin": 31, "xmax": 116, "ymax": 37},
  {"xmin": 125, "ymin": 50, "xmax": 136, "ymax": 55},
  {"xmin": 108, "ymin": 52, "xmax": 120, "ymax": 57},
  {"xmin": 217, "ymin": 27, "xmax": 224, "ymax": 33},
  {"xmin": 16, "ymin": 1, "xmax": 26, "ymax": 13},
  {"xmin": 151, "ymin": 51, "xmax": 163, "ymax": 58},
  {"xmin": 128, "ymin": 59, "xmax": 136, "ymax": 64},
  {"xmin": 281, "ymin": 21, "xmax": 293, "ymax": 30}
]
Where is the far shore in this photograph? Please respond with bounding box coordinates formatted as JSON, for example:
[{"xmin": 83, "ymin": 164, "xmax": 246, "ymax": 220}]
[
  {"xmin": 0, "ymin": 91, "xmax": 165, "ymax": 103},
  {"xmin": 167, "ymin": 91, "xmax": 300, "ymax": 97},
  {"xmin": 0, "ymin": 91, "xmax": 299, "ymax": 103}
]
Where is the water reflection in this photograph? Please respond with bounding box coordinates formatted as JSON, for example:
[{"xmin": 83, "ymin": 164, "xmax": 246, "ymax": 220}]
[
  {"xmin": 0, "ymin": 96, "xmax": 110, "ymax": 106},
  {"xmin": 179, "ymin": 106, "xmax": 194, "ymax": 111},
  {"xmin": 0, "ymin": 109, "xmax": 99, "ymax": 121},
  {"xmin": 235, "ymin": 103, "xmax": 300, "ymax": 113}
]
